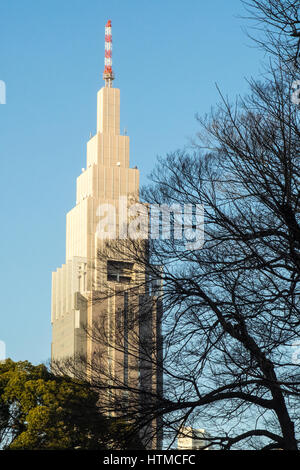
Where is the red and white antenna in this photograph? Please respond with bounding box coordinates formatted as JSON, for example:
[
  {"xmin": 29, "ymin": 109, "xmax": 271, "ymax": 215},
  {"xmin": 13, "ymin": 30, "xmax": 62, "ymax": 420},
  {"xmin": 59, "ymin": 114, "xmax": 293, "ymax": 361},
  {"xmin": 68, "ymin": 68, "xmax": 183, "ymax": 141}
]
[{"xmin": 103, "ymin": 19, "xmax": 114, "ymax": 87}]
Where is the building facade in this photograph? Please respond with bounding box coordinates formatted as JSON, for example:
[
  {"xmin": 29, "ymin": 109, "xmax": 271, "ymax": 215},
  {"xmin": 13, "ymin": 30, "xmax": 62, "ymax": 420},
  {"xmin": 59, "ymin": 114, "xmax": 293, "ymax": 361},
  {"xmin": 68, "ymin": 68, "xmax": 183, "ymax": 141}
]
[
  {"xmin": 178, "ymin": 427, "xmax": 209, "ymax": 450},
  {"xmin": 51, "ymin": 28, "xmax": 163, "ymax": 448}
]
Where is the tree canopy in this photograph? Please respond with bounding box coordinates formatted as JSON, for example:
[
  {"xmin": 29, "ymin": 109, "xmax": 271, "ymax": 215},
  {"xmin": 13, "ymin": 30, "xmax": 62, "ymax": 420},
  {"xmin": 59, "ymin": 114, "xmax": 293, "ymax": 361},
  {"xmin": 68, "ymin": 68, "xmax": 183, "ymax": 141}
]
[{"xmin": 0, "ymin": 359, "xmax": 143, "ymax": 450}]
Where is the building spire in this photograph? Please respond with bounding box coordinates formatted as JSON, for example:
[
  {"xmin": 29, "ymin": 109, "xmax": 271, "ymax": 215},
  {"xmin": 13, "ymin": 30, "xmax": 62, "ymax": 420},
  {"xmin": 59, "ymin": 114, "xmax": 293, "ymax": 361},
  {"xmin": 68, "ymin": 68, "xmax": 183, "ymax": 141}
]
[{"xmin": 103, "ymin": 19, "xmax": 114, "ymax": 87}]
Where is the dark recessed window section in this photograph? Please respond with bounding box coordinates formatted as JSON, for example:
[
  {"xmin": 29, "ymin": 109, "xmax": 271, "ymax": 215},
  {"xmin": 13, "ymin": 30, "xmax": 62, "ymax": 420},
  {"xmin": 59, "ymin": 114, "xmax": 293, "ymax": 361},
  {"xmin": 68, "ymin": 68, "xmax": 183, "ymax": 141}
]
[{"xmin": 107, "ymin": 261, "xmax": 134, "ymax": 284}]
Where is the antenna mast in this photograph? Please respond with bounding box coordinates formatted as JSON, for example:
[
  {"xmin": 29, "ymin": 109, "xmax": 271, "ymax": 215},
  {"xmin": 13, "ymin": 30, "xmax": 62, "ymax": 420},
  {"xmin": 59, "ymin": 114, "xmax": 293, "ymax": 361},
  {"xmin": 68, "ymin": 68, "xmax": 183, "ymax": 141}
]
[{"xmin": 103, "ymin": 20, "xmax": 114, "ymax": 87}]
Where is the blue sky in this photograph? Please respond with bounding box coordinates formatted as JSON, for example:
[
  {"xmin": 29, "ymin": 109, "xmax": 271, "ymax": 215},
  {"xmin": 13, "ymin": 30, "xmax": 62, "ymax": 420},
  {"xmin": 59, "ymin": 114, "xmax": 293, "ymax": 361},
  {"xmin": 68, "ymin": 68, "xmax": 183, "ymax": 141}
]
[{"xmin": 0, "ymin": 0, "xmax": 265, "ymax": 365}]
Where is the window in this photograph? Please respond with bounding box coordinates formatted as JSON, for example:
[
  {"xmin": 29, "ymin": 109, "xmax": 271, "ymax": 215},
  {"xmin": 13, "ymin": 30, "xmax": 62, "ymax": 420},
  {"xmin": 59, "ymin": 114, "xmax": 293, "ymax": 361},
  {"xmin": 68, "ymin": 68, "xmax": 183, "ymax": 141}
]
[{"xmin": 107, "ymin": 260, "xmax": 134, "ymax": 284}]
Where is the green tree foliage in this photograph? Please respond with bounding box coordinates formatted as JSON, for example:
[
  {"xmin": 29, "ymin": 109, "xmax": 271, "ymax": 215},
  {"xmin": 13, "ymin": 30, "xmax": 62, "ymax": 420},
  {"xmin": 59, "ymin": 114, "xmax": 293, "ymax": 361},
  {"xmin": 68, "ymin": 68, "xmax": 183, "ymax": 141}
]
[{"xmin": 0, "ymin": 359, "xmax": 143, "ymax": 450}]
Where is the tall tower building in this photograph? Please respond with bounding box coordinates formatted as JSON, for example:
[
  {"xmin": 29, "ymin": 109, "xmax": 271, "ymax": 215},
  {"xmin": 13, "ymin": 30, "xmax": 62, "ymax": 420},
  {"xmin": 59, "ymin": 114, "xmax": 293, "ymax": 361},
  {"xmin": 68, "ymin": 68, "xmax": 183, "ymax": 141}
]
[{"xmin": 51, "ymin": 21, "xmax": 163, "ymax": 448}]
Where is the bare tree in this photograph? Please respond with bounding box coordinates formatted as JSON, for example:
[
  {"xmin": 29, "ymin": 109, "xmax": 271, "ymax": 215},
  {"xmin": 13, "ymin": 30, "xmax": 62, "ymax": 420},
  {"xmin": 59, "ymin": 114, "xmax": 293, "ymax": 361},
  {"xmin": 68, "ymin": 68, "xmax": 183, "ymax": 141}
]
[
  {"xmin": 242, "ymin": 0, "xmax": 300, "ymax": 69},
  {"xmin": 56, "ymin": 63, "xmax": 300, "ymax": 450},
  {"xmin": 52, "ymin": 2, "xmax": 300, "ymax": 450}
]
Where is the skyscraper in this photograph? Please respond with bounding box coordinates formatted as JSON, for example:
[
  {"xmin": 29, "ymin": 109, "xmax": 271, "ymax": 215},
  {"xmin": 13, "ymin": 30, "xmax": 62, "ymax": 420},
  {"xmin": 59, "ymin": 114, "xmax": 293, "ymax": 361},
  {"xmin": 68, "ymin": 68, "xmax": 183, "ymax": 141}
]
[{"xmin": 51, "ymin": 21, "xmax": 163, "ymax": 449}]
